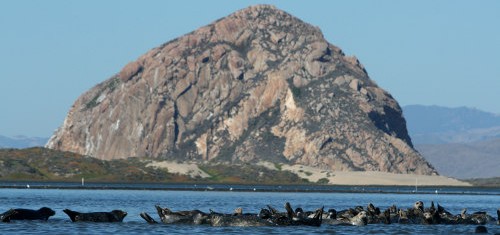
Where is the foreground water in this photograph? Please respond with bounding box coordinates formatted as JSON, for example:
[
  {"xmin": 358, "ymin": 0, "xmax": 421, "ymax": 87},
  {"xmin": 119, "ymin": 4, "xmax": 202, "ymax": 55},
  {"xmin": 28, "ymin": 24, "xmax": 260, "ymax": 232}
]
[{"xmin": 1, "ymin": 184, "xmax": 499, "ymax": 234}]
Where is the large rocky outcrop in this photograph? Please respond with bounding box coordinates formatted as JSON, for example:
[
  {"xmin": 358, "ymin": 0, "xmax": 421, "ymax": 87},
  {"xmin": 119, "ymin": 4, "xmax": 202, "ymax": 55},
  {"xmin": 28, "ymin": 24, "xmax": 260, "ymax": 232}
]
[{"xmin": 47, "ymin": 5, "xmax": 437, "ymax": 175}]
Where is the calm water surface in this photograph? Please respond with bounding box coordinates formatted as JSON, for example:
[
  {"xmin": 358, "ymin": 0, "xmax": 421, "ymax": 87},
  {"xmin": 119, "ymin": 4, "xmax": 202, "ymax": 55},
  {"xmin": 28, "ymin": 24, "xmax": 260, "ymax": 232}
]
[{"xmin": 1, "ymin": 186, "xmax": 499, "ymax": 234}]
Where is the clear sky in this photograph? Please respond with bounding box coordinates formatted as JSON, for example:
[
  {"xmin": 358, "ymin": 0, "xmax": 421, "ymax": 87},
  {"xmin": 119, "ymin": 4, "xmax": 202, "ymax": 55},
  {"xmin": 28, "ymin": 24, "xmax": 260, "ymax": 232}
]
[{"xmin": 1, "ymin": 0, "xmax": 499, "ymax": 137}]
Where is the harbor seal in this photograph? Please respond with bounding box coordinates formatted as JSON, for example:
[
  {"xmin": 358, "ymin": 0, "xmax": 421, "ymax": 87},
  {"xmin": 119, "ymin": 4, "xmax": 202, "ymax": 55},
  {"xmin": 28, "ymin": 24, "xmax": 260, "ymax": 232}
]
[
  {"xmin": 280, "ymin": 202, "xmax": 323, "ymax": 226},
  {"xmin": 154, "ymin": 205, "xmax": 207, "ymax": 224},
  {"xmin": 414, "ymin": 201, "xmax": 424, "ymax": 212},
  {"xmin": 1, "ymin": 207, "xmax": 55, "ymax": 221},
  {"xmin": 63, "ymin": 209, "xmax": 127, "ymax": 222},
  {"xmin": 208, "ymin": 213, "xmax": 274, "ymax": 226},
  {"xmin": 349, "ymin": 211, "xmax": 368, "ymax": 226}
]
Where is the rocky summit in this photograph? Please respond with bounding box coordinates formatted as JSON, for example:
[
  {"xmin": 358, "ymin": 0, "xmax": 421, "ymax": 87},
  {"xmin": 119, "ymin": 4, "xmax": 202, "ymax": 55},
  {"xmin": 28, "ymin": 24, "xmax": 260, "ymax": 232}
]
[{"xmin": 47, "ymin": 5, "xmax": 436, "ymax": 175}]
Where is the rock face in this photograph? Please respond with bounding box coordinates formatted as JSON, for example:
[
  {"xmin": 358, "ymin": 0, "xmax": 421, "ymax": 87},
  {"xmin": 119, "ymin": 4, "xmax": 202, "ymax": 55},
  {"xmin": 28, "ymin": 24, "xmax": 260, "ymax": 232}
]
[{"xmin": 47, "ymin": 5, "xmax": 436, "ymax": 175}]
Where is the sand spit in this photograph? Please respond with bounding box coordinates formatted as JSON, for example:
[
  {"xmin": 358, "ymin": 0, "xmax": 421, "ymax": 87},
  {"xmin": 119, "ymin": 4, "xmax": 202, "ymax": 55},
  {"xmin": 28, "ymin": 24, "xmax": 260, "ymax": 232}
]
[
  {"xmin": 278, "ymin": 163, "xmax": 470, "ymax": 186},
  {"xmin": 145, "ymin": 161, "xmax": 211, "ymax": 178},
  {"xmin": 145, "ymin": 160, "xmax": 469, "ymax": 186}
]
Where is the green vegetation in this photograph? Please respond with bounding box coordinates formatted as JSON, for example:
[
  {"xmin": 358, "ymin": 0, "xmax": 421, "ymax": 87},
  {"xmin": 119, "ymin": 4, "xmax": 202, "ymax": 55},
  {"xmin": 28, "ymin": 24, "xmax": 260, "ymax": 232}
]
[
  {"xmin": 317, "ymin": 178, "xmax": 329, "ymax": 184},
  {"xmin": 85, "ymin": 95, "xmax": 100, "ymax": 110},
  {"xmin": 291, "ymin": 86, "xmax": 301, "ymax": 99},
  {"xmin": 0, "ymin": 148, "xmax": 173, "ymax": 182},
  {"xmin": 0, "ymin": 147, "xmax": 310, "ymax": 185},
  {"xmin": 463, "ymin": 177, "xmax": 500, "ymax": 187},
  {"xmin": 107, "ymin": 76, "xmax": 120, "ymax": 91},
  {"xmin": 274, "ymin": 163, "xmax": 282, "ymax": 171},
  {"xmin": 85, "ymin": 77, "xmax": 121, "ymax": 110},
  {"xmin": 198, "ymin": 164, "xmax": 304, "ymax": 184}
]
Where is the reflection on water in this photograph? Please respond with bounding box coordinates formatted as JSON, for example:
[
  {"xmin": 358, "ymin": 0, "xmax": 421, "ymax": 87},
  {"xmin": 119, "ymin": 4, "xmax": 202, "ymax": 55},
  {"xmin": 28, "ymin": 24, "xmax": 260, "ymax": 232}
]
[{"xmin": 0, "ymin": 185, "xmax": 499, "ymax": 234}]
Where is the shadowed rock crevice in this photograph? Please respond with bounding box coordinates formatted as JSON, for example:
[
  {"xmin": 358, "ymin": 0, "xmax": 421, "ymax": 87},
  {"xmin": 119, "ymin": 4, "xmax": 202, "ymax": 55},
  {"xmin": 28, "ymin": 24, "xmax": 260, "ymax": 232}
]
[{"xmin": 368, "ymin": 106, "xmax": 413, "ymax": 148}]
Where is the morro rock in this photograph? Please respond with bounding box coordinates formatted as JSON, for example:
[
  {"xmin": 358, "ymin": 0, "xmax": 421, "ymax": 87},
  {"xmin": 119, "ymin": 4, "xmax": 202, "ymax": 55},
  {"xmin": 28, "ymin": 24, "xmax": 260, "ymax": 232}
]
[{"xmin": 47, "ymin": 5, "xmax": 436, "ymax": 175}]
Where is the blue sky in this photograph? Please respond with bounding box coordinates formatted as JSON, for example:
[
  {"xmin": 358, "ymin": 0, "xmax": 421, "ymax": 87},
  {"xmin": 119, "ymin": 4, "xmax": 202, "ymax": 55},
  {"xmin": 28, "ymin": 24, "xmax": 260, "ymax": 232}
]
[{"xmin": 1, "ymin": 0, "xmax": 499, "ymax": 137}]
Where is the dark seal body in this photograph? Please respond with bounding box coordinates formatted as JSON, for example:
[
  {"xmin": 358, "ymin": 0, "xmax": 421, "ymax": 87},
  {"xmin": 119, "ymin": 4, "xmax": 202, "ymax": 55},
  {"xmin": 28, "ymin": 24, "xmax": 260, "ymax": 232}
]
[
  {"xmin": 63, "ymin": 209, "xmax": 127, "ymax": 222},
  {"xmin": 1, "ymin": 207, "xmax": 55, "ymax": 221},
  {"xmin": 0, "ymin": 209, "xmax": 17, "ymax": 222}
]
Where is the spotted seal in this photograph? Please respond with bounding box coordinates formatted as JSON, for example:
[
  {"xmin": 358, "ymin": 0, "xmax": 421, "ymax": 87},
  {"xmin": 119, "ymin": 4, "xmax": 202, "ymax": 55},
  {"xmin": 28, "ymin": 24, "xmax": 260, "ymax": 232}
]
[{"xmin": 63, "ymin": 209, "xmax": 127, "ymax": 222}]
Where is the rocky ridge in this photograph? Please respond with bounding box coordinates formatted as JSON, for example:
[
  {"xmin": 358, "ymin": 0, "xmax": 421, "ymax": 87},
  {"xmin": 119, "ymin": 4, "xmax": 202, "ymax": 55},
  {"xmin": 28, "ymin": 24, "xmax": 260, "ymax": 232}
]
[{"xmin": 47, "ymin": 5, "xmax": 436, "ymax": 175}]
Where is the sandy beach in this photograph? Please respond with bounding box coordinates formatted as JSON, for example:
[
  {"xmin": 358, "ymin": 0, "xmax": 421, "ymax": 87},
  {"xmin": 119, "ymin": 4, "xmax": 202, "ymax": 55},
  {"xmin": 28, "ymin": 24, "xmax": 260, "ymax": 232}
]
[
  {"xmin": 145, "ymin": 160, "xmax": 470, "ymax": 186},
  {"xmin": 280, "ymin": 164, "xmax": 470, "ymax": 186}
]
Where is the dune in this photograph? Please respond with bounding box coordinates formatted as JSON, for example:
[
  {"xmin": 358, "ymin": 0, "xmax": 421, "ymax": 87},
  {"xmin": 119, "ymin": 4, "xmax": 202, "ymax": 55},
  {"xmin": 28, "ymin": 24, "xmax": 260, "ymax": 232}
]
[
  {"xmin": 279, "ymin": 164, "xmax": 470, "ymax": 186},
  {"xmin": 145, "ymin": 160, "xmax": 470, "ymax": 186},
  {"xmin": 145, "ymin": 161, "xmax": 211, "ymax": 178}
]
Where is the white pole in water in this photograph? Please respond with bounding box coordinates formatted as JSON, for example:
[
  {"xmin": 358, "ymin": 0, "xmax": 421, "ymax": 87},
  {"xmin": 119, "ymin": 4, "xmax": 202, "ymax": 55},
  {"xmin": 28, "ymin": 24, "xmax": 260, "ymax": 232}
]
[
  {"xmin": 415, "ymin": 178, "xmax": 418, "ymax": 193},
  {"xmin": 82, "ymin": 177, "xmax": 85, "ymax": 186}
]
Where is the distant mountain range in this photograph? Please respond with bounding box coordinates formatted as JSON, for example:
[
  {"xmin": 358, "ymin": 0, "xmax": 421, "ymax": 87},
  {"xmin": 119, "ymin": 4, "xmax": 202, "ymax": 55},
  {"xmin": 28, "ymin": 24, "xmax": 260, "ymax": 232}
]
[
  {"xmin": 415, "ymin": 138, "xmax": 500, "ymax": 179},
  {"xmin": 403, "ymin": 105, "xmax": 500, "ymax": 144},
  {"xmin": 403, "ymin": 105, "xmax": 500, "ymax": 179},
  {"xmin": 0, "ymin": 135, "xmax": 48, "ymax": 149}
]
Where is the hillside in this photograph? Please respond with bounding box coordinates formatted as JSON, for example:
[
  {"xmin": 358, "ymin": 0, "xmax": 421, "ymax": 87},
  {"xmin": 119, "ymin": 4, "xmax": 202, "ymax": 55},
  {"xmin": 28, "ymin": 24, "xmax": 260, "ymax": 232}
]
[
  {"xmin": 0, "ymin": 147, "xmax": 302, "ymax": 184},
  {"xmin": 0, "ymin": 135, "xmax": 48, "ymax": 148},
  {"xmin": 416, "ymin": 138, "xmax": 500, "ymax": 179},
  {"xmin": 403, "ymin": 105, "xmax": 500, "ymax": 144},
  {"xmin": 46, "ymin": 5, "xmax": 435, "ymax": 175},
  {"xmin": 0, "ymin": 148, "xmax": 467, "ymax": 186},
  {"xmin": 402, "ymin": 105, "xmax": 500, "ymax": 179}
]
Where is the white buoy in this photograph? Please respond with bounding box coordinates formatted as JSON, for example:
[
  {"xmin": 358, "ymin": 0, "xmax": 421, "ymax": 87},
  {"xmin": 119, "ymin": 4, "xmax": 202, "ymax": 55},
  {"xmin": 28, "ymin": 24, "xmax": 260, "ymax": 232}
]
[{"xmin": 26, "ymin": 184, "xmax": 30, "ymax": 189}]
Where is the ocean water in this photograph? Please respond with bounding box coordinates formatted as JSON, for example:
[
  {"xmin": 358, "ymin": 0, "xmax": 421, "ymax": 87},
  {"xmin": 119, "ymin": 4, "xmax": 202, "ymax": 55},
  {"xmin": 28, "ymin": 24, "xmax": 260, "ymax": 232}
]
[{"xmin": 1, "ymin": 185, "xmax": 499, "ymax": 234}]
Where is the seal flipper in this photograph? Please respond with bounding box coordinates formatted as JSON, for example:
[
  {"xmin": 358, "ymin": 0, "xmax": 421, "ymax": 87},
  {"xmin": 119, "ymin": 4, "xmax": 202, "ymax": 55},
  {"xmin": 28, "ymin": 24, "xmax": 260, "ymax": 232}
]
[
  {"xmin": 284, "ymin": 202, "xmax": 295, "ymax": 219},
  {"xmin": 63, "ymin": 209, "xmax": 79, "ymax": 222},
  {"xmin": 309, "ymin": 207, "xmax": 324, "ymax": 226},
  {"xmin": 496, "ymin": 209, "xmax": 499, "ymax": 225},
  {"xmin": 437, "ymin": 203, "xmax": 446, "ymax": 214},
  {"xmin": 383, "ymin": 208, "xmax": 391, "ymax": 224},
  {"xmin": 429, "ymin": 201, "xmax": 436, "ymax": 215},
  {"xmin": 313, "ymin": 207, "xmax": 324, "ymax": 220},
  {"xmin": 154, "ymin": 205, "xmax": 163, "ymax": 216},
  {"xmin": 140, "ymin": 212, "xmax": 157, "ymax": 224}
]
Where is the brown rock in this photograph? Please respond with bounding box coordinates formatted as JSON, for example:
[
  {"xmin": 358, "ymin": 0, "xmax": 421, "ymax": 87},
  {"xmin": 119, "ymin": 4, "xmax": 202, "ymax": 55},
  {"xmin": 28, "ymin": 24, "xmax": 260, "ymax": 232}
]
[
  {"xmin": 119, "ymin": 60, "xmax": 143, "ymax": 82},
  {"xmin": 47, "ymin": 4, "xmax": 437, "ymax": 175}
]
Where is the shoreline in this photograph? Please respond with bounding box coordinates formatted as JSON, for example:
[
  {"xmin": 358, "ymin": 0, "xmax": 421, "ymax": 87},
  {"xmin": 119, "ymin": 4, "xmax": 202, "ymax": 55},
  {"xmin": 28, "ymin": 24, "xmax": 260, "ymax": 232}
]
[
  {"xmin": 145, "ymin": 161, "xmax": 472, "ymax": 187},
  {"xmin": 1, "ymin": 182, "xmax": 498, "ymax": 195}
]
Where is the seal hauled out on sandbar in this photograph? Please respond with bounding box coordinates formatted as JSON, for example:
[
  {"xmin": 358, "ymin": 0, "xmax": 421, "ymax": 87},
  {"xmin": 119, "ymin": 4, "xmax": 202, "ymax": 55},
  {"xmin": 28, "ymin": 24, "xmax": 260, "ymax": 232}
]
[
  {"xmin": 0, "ymin": 207, "xmax": 55, "ymax": 222},
  {"xmin": 63, "ymin": 209, "xmax": 127, "ymax": 222}
]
